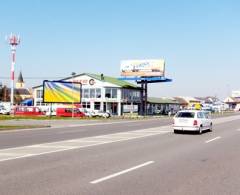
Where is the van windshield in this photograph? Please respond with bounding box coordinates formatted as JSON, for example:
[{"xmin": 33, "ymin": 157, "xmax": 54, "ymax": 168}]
[{"xmin": 176, "ymin": 112, "xmax": 195, "ymax": 118}]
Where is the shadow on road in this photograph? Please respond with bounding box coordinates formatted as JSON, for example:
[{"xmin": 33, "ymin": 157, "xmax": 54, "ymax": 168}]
[{"xmin": 173, "ymin": 130, "xmax": 212, "ymax": 135}]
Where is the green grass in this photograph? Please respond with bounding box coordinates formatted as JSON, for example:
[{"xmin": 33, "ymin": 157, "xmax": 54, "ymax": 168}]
[
  {"xmin": 0, "ymin": 115, "xmax": 93, "ymax": 120},
  {"xmin": 0, "ymin": 111, "xmax": 236, "ymax": 121},
  {"xmin": 0, "ymin": 125, "xmax": 50, "ymax": 131}
]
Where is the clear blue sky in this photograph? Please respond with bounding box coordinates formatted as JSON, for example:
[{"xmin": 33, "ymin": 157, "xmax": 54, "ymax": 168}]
[{"xmin": 0, "ymin": 0, "xmax": 239, "ymax": 99}]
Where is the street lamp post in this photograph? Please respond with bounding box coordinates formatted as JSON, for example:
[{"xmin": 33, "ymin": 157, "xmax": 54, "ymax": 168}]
[
  {"xmin": 7, "ymin": 34, "xmax": 20, "ymax": 115},
  {"xmin": 71, "ymin": 72, "xmax": 76, "ymax": 118}
]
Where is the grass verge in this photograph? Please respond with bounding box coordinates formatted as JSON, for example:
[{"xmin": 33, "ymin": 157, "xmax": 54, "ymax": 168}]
[{"xmin": 0, "ymin": 125, "xmax": 50, "ymax": 131}]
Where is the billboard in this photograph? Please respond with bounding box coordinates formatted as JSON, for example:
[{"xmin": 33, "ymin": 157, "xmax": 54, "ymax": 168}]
[
  {"xmin": 120, "ymin": 59, "xmax": 165, "ymax": 77},
  {"xmin": 43, "ymin": 80, "xmax": 81, "ymax": 103}
]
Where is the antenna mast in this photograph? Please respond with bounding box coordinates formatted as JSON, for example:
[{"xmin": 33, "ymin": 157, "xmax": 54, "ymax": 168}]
[{"xmin": 7, "ymin": 33, "xmax": 20, "ymax": 112}]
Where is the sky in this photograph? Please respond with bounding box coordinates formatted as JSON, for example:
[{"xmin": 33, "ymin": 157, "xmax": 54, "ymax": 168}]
[{"xmin": 0, "ymin": 0, "xmax": 239, "ymax": 99}]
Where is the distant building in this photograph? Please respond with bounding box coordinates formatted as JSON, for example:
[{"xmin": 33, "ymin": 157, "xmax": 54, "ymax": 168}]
[
  {"xmin": 16, "ymin": 71, "xmax": 25, "ymax": 89},
  {"xmin": 32, "ymin": 73, "xmax": 141, "ymax": 116},
  {"xmin": 224, "ymin": 90, "xmax": 240, "ymax": 111},
  {"xmin": 195, "ymin": 96, "xmax": 219, "ymax": 104},
  {"xmin": 173, "ymin": 97, "xmax": 188, "ymax": 108},
  {"xmin": 0, "ymin": 72, "xmax": 32, "ymax": 104},
  {"xmin": 174, "ymin": 96, "xmax": 200, "ymax": 109},
  {"xmin": 147, "ymin": 97, "xmax": 180, "ymax": 115},
  {"xmin": 224, "ymin": 97, "xmax": 240, "ymax": 111}
]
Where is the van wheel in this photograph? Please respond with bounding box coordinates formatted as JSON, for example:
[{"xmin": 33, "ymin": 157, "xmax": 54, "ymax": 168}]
[{"xmin": 174, "ymin": 129, "xmax": 178, "ymax": 134}]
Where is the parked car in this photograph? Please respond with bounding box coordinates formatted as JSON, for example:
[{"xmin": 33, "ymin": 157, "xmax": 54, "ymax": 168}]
[
  {"xmin": 13, "ymin": 106, "xmax": 45, "ymax": 116},
  {"xmin": 0, "ymin": 107, "xmax": 10, "ymax": 115},
  {"xmin": 79, "ymin": 108, "xmax": 93, "ymax": 117},
  {"xmin": 173, "ymin": 110, "xmax": 212, "ymax": 134},
  {"xmin": 90, "ymin": 110, "xmax": 111, "ymax": 118},
  {"xmin": 56, "ymin": 108, "xmax": 85, "ymax": 117}
]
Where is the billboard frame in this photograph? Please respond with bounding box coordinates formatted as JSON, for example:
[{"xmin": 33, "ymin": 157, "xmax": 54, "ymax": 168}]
[{"xmin": 42, "ymin": 80, "xmax": 82, "ymax": 104}]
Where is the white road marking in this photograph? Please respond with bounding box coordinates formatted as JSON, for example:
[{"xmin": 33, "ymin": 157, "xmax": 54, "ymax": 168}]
[
  {"xmin": 237, "ymin": 129, "xmax": 240, "ymax": 131},
  {"xmin": 90, "ymin": 161, "xmax": 154, "ymax": 184},
  {"xmin": 0, "ymin": 128, "xmax": 170, "ymax": 162},
  {"xmin": 205, "ymin": 136, "xmax": 221, "ymax": 143}
]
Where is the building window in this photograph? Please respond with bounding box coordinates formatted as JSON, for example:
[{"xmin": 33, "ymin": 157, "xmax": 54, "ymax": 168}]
[
  {"xmin": 36, "ymin": 101, "xmax": 47, "ymax": 106},
  {"xmin": 90, "ymin": 89, "xmax": 95, "ymax": 98},
  {"xmin": 105, "ymin": 88, "xmax": 117, "ymax": 99},
  {"xmin": 122, "ymin": 89, "xmax": 140, "ymax": 102},
  {"xmin": 36, "ymin": 101, "xmax": 41, "ymax": 106},
  {"xmin": 112, "ymin": 89, "xmax": 117, "ymax": 98},
  {"xmin": 83, "ymin": 89, "xmax": 89, "ymax": 98},
  {"xmin": 83, "ymin": 88, "xmax": 101, "ymax": 99},
  {"xmin": 82, "ymin": 102, "xmax": 90, "ymax": 109},
  {"xmin": 105, "ymin": 88, "xmax": 111, "ymax": 98},
  {"xmin": 94, "ymin": 102, "xmax": 101, "ymax": 110},
  {"xmin": 96, "ymin": 88, "xmax": 101, "ymax": 98},
  {"xmin": 36, "ymin": 90, "xmax": 43, "ymax": 98}
]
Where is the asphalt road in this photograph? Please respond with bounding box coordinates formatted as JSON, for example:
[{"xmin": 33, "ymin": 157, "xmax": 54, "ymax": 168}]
[{"xmin": 0, "ymin": 114, "xmax": 240, "ymax": 195}]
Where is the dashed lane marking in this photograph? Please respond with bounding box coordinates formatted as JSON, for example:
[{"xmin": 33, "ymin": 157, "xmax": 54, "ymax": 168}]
[
  {"xmin": 205, "ymin": 136, "xmax": 221, "ymax": 143},
  {"xmin": 90, "ymin": 161, "xmax": 154, "ymax": 184}
]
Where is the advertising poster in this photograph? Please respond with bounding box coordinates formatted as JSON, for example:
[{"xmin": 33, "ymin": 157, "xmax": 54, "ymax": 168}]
[
  {"xmin": 43, "ymin": 80, "xmax": 81, "ymax": 103},
  {"xmin": 120, "ymin": 59, "xmax": 165, "ymax": 77}
]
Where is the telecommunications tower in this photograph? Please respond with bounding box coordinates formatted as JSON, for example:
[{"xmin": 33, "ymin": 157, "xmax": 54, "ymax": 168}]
[{"xmin": 7, "ymin": 33, "xmax": 20, "ymax": 110}]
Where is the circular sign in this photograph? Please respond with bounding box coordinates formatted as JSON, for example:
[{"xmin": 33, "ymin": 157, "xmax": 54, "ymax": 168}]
[{"xmin": 89, "ymin": 79, "xmax": 95, "ymax": 85}]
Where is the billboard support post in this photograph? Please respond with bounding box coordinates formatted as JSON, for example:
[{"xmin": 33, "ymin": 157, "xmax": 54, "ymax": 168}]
[
  {"xmin": 145, "ymin": 80, "xmax": 148, "ymax": 115},
  {"xmin": 140, "ymin": 80, "xmax": 148, "ymax": 116},
  {"xmin": 71, "ymin": 72, "xmax": 76, "ymax": 118},
  {"xmin": 140, "ymin": 81, "xmax": 144, "ymax": 115},
  {"xmin": 50, "ymin": 103, "xmax": 52, "ymax": 118}
]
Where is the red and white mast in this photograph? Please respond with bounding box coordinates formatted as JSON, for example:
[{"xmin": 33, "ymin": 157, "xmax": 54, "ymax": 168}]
[{"xmin": 7, "ymin": 33, "xmax": 20, "ymax": 110}]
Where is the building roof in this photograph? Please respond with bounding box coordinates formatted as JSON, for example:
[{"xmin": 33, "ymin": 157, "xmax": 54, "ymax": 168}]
[
  {"xmin": 174, "ymin": 96, "xmax": 200, "ymax": 104},
  {"xmin": 195, "ymin": 96, "xmax": 219, "ymax": 103},
  {"xmin": 17, "ymin": 71, "xmax": 24, "ymax": 83},
  {"xmin": 86, "ymin": 73, "xmax": 139, "ymax": 88},
  {"xmin": 3, "ymin": 88, "xmax": 31, "ymax": 96},
  {"xmin": 173, "ymin": 97, "xmax": 188, "ymax": 105},
  {"xmin": 224, "ymin": 97, "xmax": 240, "ymax": 103},
  {"xmin": 147, "ymin": 97, "xmax": 179, "ymax": 104},
  {"xmin": 14, "ymin": 88, "xmax": 31, "ymax": 95},
  {"xmin": 33, "ymin": 73, "xmax": 140, "ymax": 89}
]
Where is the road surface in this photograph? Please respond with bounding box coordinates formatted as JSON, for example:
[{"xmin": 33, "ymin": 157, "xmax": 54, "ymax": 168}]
[{"xmin": 0, "ymin": 115, "xmax": 240, "ymax": 195}]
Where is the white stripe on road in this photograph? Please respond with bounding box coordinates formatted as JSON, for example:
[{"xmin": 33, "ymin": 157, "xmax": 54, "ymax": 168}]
[
  {"xmin": 90, "ymin": 161, "xmax": 154, "ymax": 184},
  {"xmin": 0, "ymin": 128, "xmax": 170, "ymax": 162},
  {"xmin": 205, "ymin": 136, "xmax": 221, "ymax": 143},
  {"xmin": 0, "ymin": 119, "xmax": 161, "ymax": 133}
]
